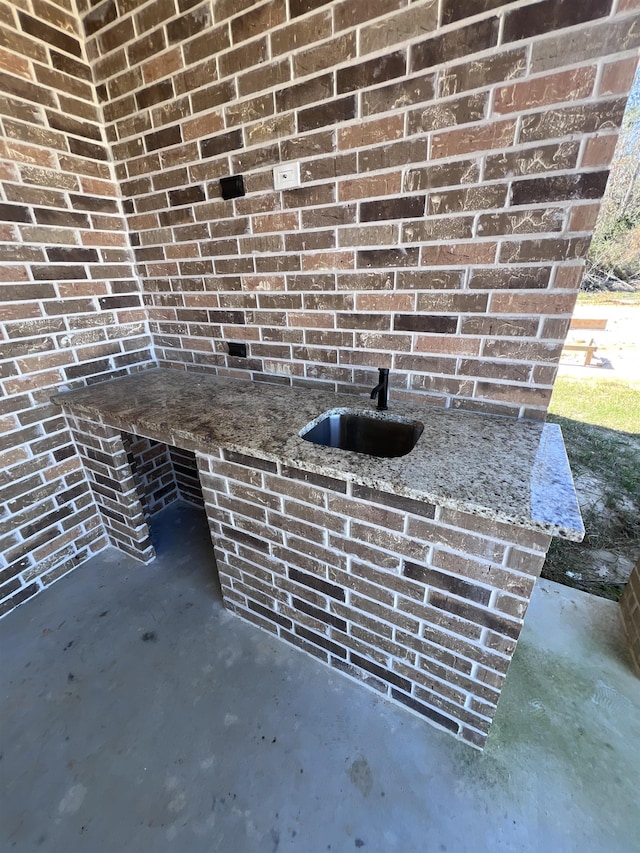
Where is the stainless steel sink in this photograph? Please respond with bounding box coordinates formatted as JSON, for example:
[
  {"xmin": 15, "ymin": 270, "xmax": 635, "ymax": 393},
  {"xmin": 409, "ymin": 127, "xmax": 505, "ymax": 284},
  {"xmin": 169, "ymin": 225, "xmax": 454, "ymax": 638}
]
[{"xmin": 300, "ymin": 409, "xmax": 423, "ymax": 458}]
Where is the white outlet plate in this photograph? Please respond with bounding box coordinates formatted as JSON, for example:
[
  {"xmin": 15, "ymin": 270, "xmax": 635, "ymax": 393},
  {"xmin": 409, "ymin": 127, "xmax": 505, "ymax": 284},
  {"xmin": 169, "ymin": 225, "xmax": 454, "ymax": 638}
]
[{"xmin": 273, "ymin": 161, "xmax": 301, "ymax": 190}]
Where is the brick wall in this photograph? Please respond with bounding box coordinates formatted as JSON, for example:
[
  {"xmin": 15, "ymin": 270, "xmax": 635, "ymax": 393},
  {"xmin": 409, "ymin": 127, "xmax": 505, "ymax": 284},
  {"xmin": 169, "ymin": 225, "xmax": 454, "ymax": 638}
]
[
  {"xmin": 0, "ymin": 0, "xmax": 153, "ymax": 615},
  {"xmin": 81, "ymin": 0, "xmax": 638, "ymax": 417},
  {"xmin": 2, "ymin": 0, "xmax": 638, "ymax": 618},
  {"xmin": 197, "ymin": 448, "xmax": 551, "ymax": 746}
]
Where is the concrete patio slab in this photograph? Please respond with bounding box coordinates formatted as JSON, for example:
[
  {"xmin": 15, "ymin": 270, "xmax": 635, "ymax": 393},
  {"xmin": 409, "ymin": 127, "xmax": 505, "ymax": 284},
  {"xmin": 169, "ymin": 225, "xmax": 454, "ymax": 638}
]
[{"xmin": 1, "ymin": 502, "xmax": 638, "ymax": 853}]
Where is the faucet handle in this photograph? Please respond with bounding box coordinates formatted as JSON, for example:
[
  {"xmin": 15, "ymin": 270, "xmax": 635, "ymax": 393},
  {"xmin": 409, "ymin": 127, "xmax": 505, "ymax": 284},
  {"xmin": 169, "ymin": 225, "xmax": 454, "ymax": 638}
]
[{"xmin": 371, "ymin": 368, "xmax": 389, "ymax": 410}]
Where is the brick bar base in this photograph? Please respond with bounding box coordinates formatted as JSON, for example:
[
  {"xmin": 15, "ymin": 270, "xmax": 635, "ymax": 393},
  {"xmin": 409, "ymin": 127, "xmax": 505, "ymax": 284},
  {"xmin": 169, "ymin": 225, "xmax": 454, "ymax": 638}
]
[
  {"xmin": 197, "ymin": 449, "xmax": 551, "ymax": 748},
  {"xmin": 67, "ymin": 414, "xmax": 155, "ymax": 564},
  {"xmin": 621, "ymin": 560, "xmax": 640, "ymax": 677}
]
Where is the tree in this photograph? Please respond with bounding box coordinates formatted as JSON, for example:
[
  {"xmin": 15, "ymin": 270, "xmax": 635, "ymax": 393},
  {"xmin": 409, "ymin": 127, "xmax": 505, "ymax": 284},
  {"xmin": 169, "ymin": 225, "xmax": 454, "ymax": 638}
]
[{"xmin": 585, "ymin": 65, "xmax": 640, "ymax": 290}]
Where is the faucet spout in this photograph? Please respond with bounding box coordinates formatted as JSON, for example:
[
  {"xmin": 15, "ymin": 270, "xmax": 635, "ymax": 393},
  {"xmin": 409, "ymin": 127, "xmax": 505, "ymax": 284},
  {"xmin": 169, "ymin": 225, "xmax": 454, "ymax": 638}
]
[{"xmin": 370, "ymin": 368, "xmax": 389, "ymax": 411}]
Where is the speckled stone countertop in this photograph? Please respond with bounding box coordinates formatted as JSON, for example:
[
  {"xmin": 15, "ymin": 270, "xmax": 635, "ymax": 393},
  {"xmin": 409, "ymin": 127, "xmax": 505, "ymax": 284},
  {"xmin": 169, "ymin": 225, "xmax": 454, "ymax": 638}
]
[{"xmin": 54, "ymin": 368, "xmax": 584, "ymax": 542}]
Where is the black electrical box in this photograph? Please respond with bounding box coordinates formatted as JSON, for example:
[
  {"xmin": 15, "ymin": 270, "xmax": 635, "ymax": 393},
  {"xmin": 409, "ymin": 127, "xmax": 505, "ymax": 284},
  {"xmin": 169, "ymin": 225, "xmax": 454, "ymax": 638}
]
[
  {"xmin": 220, "ymin": 175, "xmax": 245, "ymax": 200},
  {"xmin": 228, "ymin": 342, "xmax": 247, "ymax": 358}
]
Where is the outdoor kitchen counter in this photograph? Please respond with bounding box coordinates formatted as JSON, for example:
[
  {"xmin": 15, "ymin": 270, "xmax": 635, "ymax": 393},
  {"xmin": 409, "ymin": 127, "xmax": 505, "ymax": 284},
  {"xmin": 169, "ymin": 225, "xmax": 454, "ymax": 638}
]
[{"xmin": 54, "ymin": 367, "xmax": 584, "ymax": 542}]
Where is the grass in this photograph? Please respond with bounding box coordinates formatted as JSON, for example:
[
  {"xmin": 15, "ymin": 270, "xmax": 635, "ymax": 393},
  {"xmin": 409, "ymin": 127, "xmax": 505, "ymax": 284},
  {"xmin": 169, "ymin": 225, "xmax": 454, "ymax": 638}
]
[
  {"xmin": 577, "ymin": 290, "xmax": 640, "ymax": 306},
  {"xmin": 543, "ymin": 376, "xmax": 640, "ymax": 600},
  {"xmin": 548, "ymin": 376, "xmax": 640, "ymax": 434}
]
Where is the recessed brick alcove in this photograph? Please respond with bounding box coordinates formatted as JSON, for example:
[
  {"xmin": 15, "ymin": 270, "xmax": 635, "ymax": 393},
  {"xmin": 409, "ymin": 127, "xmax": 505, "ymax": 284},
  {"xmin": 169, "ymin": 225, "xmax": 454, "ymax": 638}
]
[
  {"xmin": 123, "ymin": 433, "xmax": 203, "ymax": 515},
  {"xmin": 64, "ymin": 412, "xmax": 203, "ymax": 562}
]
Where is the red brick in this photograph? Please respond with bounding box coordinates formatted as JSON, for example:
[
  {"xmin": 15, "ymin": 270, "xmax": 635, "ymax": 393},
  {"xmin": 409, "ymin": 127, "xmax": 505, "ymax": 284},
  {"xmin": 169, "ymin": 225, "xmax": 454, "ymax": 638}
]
[
  {"xmin": 0, "ymin": 47, "xmax": 31, "ymax": 79},
  {"xmin": 359, "ymin": 2, "xmax": 438, "ymax": 52},
  {"xmin": 598, "ymin": 56, "xmax": 639, "ymax": 96},
  {"xmin": 569, "ymin": 203, "xmax": 600, "ymax": 232},
  {"xmin": 493, "ymin": 67, "xmax": 597, "ymax": 114},
  {"xmin": 293, "ymin": 33, "xmax": 356, "ymax": 78},
  {"xmin": 581, "ymin": 134, "xmax": 618, "ymax": 167},
  {"xmin": 142, "ymin": 48, "xmax": 183, "ymax": 84},
  {"xmin": 489, "ymin": 291, "xmax": 577, "ymax": 315},
  {"xmin": 431, "ymin": 119, "xmax": 517, "ymax": 158},
  {"xmin": 415, "ymin": 336, "xmax": 480, "ymax": 356},
  {"xmin": 338, "ymin": 115, "xmax": 404, "ymax": 150},
  {"xmin": 301, "ymin": 252, "xmax": 355, "ymax": 271},
  {"xmin": 420, "ymin": 243, "xmax": 497, "ymax": 266},
  {"xmin": 499, "ymin": 237, "xmax": 591, "ymax": 264},
  {"xmin": 288, "ymin": 312, "xmax": 335, "ymax": 329},
  {"xmin": 355, "ymin": 293, "xmax": 415, "ymax": 312},
  {"xmin": 338, "ymin": 173, "xmax": 402, "ymax": 202},
  {"xmin": 271, "ymin": 10, "xmax": 332, "ymax": 56},
  {"xmin": 231, "ymin": 1, "xmax": 286, "ymax": 45}
]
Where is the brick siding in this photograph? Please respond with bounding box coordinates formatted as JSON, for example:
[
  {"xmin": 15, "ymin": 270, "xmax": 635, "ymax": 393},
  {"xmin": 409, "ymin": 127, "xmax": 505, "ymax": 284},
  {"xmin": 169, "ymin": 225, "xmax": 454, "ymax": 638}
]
[
  {"xmin": 78, "ymin": 0, "xmax": 638, "ymax": 418},
  {"xmin": 2, "ymin": 0, "xmax": 638, "ymax": 616},
  {"xmin": 0, "ymin": 0, "xmax": 154, "ymax": 615},
  {"xmin": 196, "ymin": 448, "xmax": 551, "ymax": 746}
]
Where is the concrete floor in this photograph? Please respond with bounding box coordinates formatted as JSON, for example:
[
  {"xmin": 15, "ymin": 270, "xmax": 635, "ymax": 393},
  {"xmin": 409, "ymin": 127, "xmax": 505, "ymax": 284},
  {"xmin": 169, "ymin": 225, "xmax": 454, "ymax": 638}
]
[{"xmin": 1, "ymin": 502, "xmax": 639, "ymax": 853}]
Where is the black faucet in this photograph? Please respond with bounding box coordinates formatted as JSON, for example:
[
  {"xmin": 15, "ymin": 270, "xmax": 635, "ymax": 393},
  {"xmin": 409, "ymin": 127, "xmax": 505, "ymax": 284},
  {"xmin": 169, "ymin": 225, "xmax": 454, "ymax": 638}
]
[{"xmin": 370, "ymin": 368, "xmax": 389, "ymax": 411}]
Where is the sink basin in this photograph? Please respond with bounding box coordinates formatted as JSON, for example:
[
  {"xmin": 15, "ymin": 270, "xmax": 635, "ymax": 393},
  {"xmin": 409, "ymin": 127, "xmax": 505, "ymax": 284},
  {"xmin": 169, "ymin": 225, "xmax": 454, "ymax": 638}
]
[{"xmin": 300, "ymin": 409, "xmax": 423, "ymax": 458}]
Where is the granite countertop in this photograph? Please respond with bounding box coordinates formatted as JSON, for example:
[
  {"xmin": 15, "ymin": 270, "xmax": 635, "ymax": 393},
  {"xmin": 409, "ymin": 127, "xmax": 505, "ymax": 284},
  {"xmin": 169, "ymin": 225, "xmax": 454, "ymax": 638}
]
[{"xmin": 53, "ymin": 368, "xmax": 584, "ymax": 541}]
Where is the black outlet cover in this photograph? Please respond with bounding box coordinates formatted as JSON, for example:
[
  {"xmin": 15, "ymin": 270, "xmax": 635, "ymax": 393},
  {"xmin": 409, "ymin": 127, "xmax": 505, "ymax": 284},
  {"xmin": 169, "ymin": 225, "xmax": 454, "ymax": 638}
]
[
  {"xmin": 228, "ymin": 342, "xmax": 247, "ymax": 358},
  {"xmin": 220, "ymin": 175, "xmax": 245, "ymax": 200}
]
